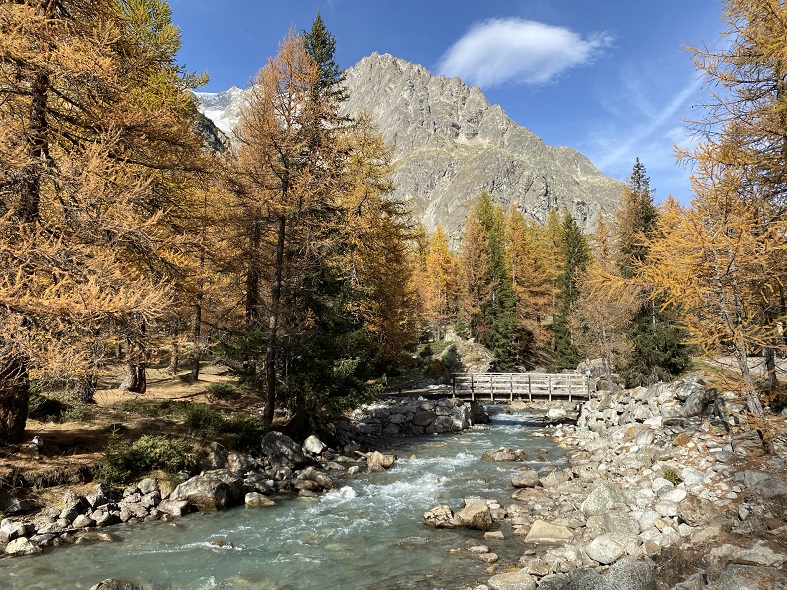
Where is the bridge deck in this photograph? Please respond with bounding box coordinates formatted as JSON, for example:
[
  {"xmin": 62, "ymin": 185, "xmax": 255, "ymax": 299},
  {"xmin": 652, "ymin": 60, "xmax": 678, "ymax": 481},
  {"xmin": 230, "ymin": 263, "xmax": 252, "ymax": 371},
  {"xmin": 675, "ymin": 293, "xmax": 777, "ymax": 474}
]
[{"xmin": 452, "ymin": 372, "xmax": 589, "ymax": 402}]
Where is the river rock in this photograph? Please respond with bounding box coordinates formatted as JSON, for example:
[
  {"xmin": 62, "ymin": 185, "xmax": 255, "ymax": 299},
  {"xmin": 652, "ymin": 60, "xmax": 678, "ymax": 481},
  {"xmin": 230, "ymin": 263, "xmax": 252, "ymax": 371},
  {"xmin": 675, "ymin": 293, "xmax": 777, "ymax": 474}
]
[
  {"xmin": 709, "ymin": 563, "xmax": 787, "ymax": 590},
  {"xmin": 606, "ymin": 556, "xmax": 656, "ymax": 590},
  {"xmin": 524, "ymin": 519, "xmax": 574, "ymax": 544},
  {"xmin": 676, "ymin": 493, "xmax": 718, "ymax": 527},
  {"xmin": 423, "ymin": 504, "xmax": 458, "ymax": 528},
  {"xmin": 586, "ymin": 534, "xmax": 626, "ymax": 565},
  {"xmin": 455, "ymin": 499, "xmax": 492, "ymax": 531},
  {"xmin": 486, "ymin": 569, "xmax": 536, "ymax": 590},
  {"xmin": 511, "ymin": 469, "xmax": 540, "ymax": 488},
  {"xmin": 158, "ymin": 499, "xmax": 191, "ymax": 517},
  {"xmin": 261, "ymin": 431, "xmax": 307, "ymax": 469},
  {"xmin": 303, "ymin": 435, "xmax": 327, "ymax": 455},
  {"xmin": 367, "ymin": 451, "xmax": 396, "ymax": 472},
  {"xmin": 482, "ymin": 447, "xmax": 525, "ymax": 462},
  {"xmin": 72, "ymin": 514, "xmax": 96, "ymax": 528},
  {"xmin": 88, "ymin": 581, "xmax": 145, "ymax": 590},
  {"xmin": 171, "ymin": 474, "xmax": 230, "ymax": 510},
  {"xmin": 245, "ymin": 492, "xmax": 275, "ymax": 508},
  {"xmin": 5, "ymin": 536, "xmax": 41, "ymax": 555},
  {"xmin": 582, "ymin": 482, "xmax": 626, "ymax": 517}
]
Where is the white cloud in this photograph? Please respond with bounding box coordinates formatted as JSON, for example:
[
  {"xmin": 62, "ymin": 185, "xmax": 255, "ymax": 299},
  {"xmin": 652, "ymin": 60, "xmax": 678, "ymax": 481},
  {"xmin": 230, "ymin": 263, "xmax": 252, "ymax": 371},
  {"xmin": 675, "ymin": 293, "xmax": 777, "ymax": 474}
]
[{"xmin": 436, "ymin": 18, "xmax": 612, "ymax": 87}]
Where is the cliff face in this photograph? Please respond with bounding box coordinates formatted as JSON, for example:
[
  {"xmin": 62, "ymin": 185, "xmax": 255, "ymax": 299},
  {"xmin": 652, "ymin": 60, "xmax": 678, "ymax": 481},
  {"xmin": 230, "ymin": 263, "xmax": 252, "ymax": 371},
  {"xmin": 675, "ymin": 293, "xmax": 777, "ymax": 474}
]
[
  {"xmin": 194, "ymin": 52, "xmax": 624, "ymax": 239},
  {"xmin": 341, "ymin": 53, "xmax": 623, "ymax": 239}
]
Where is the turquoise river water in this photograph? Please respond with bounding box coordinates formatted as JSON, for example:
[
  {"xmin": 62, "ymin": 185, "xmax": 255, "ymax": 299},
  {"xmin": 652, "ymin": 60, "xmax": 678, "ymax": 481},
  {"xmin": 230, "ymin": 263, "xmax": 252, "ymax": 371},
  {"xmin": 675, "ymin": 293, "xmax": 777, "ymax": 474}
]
[{"xmin": 1, "ymin": 408, "xmax": 565, "ymax": 590}]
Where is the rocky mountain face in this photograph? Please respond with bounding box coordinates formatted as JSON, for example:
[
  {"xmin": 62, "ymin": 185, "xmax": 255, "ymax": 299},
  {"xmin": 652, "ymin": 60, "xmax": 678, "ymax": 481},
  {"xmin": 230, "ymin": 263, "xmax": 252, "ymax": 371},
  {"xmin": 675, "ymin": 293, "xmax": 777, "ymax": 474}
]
[{"xmin": 194, "ymin": 53, "xmax": 624, "ymax": 239}]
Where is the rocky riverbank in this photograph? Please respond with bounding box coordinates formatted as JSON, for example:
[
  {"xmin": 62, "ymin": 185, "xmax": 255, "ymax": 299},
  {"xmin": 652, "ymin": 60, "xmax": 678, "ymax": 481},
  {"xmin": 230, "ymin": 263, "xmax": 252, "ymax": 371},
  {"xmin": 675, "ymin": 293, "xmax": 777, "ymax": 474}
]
[
  {"xmin": 424, "ymin": 376, "xmax": 787, "ymax": 590},
  {"xmin": 0, "ymin": 396, "xmax": 488, "ymax": 565}
]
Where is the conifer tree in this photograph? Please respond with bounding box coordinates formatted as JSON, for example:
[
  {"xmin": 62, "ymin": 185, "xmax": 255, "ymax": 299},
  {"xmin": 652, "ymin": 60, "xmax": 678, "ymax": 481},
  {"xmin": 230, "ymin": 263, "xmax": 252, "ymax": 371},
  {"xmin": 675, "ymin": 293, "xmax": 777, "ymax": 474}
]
[
  {"xmin": 0, "ymin": 0, "xmax": 206, "ymax": 442},
  {"xmin": 553, "ymin": 211, "xmax": 591, "ymax": 369},
  {"xmin": 615, "ymin": 160, "xmax": 691, "ymax": 387}
]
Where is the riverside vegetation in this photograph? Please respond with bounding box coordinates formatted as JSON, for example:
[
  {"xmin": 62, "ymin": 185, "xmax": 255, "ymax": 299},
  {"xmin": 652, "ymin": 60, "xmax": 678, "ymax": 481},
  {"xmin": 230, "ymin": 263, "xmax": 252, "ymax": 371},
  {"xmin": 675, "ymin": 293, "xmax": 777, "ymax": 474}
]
[{"xmin": 2, "ymin": 1, "xmax": 787, "ymax": 589}]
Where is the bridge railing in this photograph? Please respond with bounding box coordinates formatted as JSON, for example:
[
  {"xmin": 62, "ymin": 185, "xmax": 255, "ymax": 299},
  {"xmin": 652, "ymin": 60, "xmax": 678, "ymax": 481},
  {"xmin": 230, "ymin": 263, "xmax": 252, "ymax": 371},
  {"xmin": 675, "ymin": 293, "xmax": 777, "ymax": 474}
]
[{"xmin": 451, "ymin": 372, "xmax": 588, "ymax": 402}]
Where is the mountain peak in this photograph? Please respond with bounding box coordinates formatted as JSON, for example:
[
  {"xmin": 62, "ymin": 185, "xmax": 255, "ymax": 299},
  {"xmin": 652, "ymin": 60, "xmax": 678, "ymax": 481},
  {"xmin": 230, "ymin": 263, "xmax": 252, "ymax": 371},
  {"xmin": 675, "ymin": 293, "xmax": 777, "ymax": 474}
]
[{"xmin": 193, "ymin": 53, "xmax": 623, "ymax": 237}]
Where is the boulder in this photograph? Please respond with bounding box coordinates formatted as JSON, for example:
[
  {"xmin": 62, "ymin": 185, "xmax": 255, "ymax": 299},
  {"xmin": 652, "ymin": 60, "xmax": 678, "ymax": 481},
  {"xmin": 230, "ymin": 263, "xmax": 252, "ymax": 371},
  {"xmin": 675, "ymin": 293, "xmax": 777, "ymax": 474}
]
[
  {"xmin": 524, "ymin": 519, "xmax": 574, "ymax": 544},
  {"xmin": 202, "ymin": 441, "xmax": 229, "ymax": 470},
  {"xmin": 582, "ymin": 482, "xmax": 626, "ymax": 517},
  {"xmin": 244, "ymin": 492, "xmax": 275, "ymax": 508},
  {"xmin": 158, "ymin": 499, "xmax": 191, "ymax": 517},
  {"xmin": 367, "ymin": 451, "xmax": 396, "ymax": 472},
  {"xmin": 585, "ymin": 534, "xmax": 625, "ymax": 565},
  {"xmin": 88, "ymin": 581, "xmax": 145, "ymax": 590},
  {"xmin": 606, "ymin": 556, "xmax": 656, "ymax": 590},
  {"xmin": 302, "ymin": 435, "xmax": 327, "ymax": 455},
  {"xmin": 261, "ymin": 431, "xmax": 308, "ymax": 469},
  {"xmin": 709, "ymin": 563, "xmax": 787, "ymax": 590},
  {"xmin": 486, "ymin": 570, "xmax": 537, "ymax": 590},
  {"xmin": 5, "ymin": 536, "xmax": 41, "ymax": 556},
  {"xmin": 171, "ymin": 474, "xmax": 232, "ymax": 510},
  {"xmin": 423, "ymin": 504, "xmax": 458, "ymax": 529},
  {"xmin": 677, "ymin": 493, "xmax": 719, "ymax": 527},
  {"xmin": 511, "ymin": 469, "xmax": 540, "ymax": 488},
  {"xmin": 455, "ymin": 499, "xmax": 492, "ymax": 531}
]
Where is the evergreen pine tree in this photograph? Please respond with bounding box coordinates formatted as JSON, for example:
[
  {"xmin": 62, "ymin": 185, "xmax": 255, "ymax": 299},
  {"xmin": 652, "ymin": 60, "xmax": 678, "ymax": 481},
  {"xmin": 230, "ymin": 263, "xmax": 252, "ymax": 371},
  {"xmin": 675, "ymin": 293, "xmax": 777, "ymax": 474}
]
[
  {"xmin": 615, "ymin": 160, "xmax": 691, "ymax": 387},
  {"xmin": 553, "ymin": 211, "xmax": 590, "ymax": 369}
]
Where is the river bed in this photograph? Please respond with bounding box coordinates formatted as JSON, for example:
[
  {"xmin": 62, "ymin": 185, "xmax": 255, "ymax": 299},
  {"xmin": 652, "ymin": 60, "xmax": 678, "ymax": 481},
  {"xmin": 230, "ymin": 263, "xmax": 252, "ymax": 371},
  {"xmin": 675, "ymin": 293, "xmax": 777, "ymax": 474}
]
[{"xmin": 2, "ymin": 408, "xmax": 565, "ymax": 590}]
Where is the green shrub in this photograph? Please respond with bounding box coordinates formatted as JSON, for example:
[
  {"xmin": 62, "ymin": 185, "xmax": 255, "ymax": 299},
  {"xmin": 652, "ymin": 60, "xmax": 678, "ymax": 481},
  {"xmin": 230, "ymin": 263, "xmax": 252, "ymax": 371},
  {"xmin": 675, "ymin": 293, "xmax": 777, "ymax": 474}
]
[
  {"xmin": 662, "ymin": 466, "xmax": 682, "ymax": 486},
  {"xmin": 94, "ymin": 427, "xmax": 132, "ymax": 490},
  {"xmin": 95, "ymin": 430, "xmax": 197, "ymax": 489},
  {"xmin": 205, "ymin": 383, "xmax": 239, "ymax": 401},
  {"xmin": 223, "ymin": 412, "xmax": 266, "ymax": 453},
  {"xmin": 182, "ymin": 403, "xmax": 224, "ymax": 434}
]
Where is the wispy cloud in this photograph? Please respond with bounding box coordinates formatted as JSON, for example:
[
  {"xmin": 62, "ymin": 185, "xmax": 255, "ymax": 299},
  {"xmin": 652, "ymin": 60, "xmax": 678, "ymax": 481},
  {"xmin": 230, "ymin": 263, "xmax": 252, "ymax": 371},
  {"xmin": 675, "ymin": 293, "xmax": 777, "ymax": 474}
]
[
  {"xmin": 436, "ymin": 18, "xmax": 612, "ymax": 87},
  {"xmin": 581, "ymin": 70, "xmax": 702, "ymax": 201}
]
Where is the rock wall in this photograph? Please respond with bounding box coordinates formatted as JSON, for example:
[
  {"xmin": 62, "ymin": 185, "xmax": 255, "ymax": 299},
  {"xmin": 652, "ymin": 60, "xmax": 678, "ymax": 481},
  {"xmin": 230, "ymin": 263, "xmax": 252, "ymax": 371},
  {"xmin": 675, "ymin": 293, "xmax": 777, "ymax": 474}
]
[{"xmin": 337, "ymin": 396, "xmax": 489, "ymax": 440}]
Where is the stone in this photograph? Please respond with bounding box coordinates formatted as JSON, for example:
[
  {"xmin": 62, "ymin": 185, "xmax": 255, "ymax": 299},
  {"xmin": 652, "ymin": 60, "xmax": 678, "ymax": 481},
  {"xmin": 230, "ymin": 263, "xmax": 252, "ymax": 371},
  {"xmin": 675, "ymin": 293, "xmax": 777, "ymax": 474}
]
[
  {"xmin": 586, "ymin": 534, "xmax": 625, "ymax": 565},
  {"xmin": 261, "ymin": 431, "xmax": 308, "ymax": 469},
  {"xmin": 539, "ymin": 470, "xmax": 571, "ymax": 488},
  {"xmin": 367, "ymin": 451, "xmax": 396, "ymax": 472},
  {"xmin": 582, "ymin": 481, "xmax": 626, "ymax": 517},
  {"xmin": 423, "ymin": 504, "xmax": 458, "ymax": 529},
  {"xmin": 412, "ymin": 410, "xmax": 435, "ymax": 427},
  {"xmin": 606, "ymin": 556, "xmax": 656, "ymax": 589},
  {"xmin": 677, "ymin": 493, "xmax": 719, "ymax": 527},
  {"xmin": 709, "ymin": 563, "xmax": 787, "ymax": 590},
  {"xmin": 486, "ymin": 569, "xmax": 537, "ymax": 590},
  {"xmin": 511, "ymin": 469, "xmax": 540, "ymax": 488},
  {"xmin": 481, "ymin": 448, "xmax": 519, "ymax": 462},
  {"xmin": 244, "ymin": 492, "xmax": 275, "ymax": 508},
  {"xmin": 72, "ymin": 514, "xmax": 96, "ymax": 528},
  {"xmin": 88, "ymin": 581, "xmax": 145, "ymax": 590},
  {"xmin": 523, "ymin": 519, "xmax": 574, "ymax": 544},
  {"xmin": 137, "ymin": 477, "xmax": 158, "ymax": 495},
  {"xmin": 455, "ymin": 499, "xmax": 492, "ymax": 531},
  {"xmin": 303, "ymin": 435, "xmax": 327, "ymax": 455},
  {"xmin": 5, "ymin": 537, "xmax": 41, "ymax": 555},
  {"xmin": 171, "ymin": 474, "xmax": 231, "ymax": 510},
  {"xmin": 561, "ymin": 570, "xmax": 604, "ymax": 590},
  {"xmin": 202, "ymin": 441, "xmax": 229, "ymax": 470},
  {"xmin": 158, "ymin": 499, "xmax": 191, "ymax": 517}
]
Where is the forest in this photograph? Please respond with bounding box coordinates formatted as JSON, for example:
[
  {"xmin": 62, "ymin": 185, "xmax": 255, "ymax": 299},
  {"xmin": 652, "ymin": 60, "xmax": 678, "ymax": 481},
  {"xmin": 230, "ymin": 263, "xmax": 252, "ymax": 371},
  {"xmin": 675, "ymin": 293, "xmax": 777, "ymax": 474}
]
[{"xmin": 1, "ymin": 0, "xmax": 786, "ymax": 447}]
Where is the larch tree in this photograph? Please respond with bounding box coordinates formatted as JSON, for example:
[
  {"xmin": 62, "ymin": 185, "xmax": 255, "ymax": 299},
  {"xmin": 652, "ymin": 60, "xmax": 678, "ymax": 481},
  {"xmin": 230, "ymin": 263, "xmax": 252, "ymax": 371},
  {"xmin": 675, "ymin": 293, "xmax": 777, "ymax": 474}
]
[
  {"xmin": 571, "ymin": 215, "xmax": 637, "ymax": 387},
  {"xmin": 645, "ymin": 0, "xmax": 787, "ymax": 417},
  {"xmin": 423, "ymin": 225, "xmax": 461, "ymax": 340},
  {"xmin": 0, "ymin": 0, "xmax": 205, "ymax": 442},
  {"xmin": 506, "ymin": 206, "xmax": 556, "ymax": 367},
  {"xmin": 459, "ymin": 209, "xmax": 491, "ymax": 339}
]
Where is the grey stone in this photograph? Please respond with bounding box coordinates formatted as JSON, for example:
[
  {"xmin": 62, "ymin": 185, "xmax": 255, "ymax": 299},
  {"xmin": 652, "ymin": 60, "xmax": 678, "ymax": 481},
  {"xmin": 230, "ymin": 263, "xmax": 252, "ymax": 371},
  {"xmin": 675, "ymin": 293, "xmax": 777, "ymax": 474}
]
[
  {"xmin": 88, "ymin": 580, "xmax": 145, "ymax": 590},
  {"xmin": 302, "ymin": 435, "xmax": 327, "ymax": 455},
  {"xmin": 244, "ymin": 492, "xmax": 275, "ymax": 507},
  {"xmin": 586, "ymin": 534, "xmax": 625, "ymax": 564},
  {"xmin": 511, "ymin": 469, "xmax": 540, "ymax": 488},
  {"xmin": 4, "ymin": 537, "xmax": 41, "ymax": 555},
  {"xmin": 486, "ymin": 569, "xmax": 537, "ymax": 590},
  {"xmin": 261, "ymin": 432, "xmax": 307, "ymax": 469},
  {"xmin": 582, "ymin": 482, "xmax": 626, "ymax": 517},
  {"xmin": 455, "ymin": 499, "xmax": 492, "ymax": 531},
  {"xmin": 524, "ymin": 519, "xmax": 574, "ymax": 544}
]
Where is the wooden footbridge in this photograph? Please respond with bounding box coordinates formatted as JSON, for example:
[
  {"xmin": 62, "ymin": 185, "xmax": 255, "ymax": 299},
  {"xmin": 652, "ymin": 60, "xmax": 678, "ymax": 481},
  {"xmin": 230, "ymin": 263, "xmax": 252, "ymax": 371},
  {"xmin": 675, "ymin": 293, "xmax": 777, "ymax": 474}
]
[{"xmin": 451, "ymin": 372, "xmax": 589, "ymax": 402}]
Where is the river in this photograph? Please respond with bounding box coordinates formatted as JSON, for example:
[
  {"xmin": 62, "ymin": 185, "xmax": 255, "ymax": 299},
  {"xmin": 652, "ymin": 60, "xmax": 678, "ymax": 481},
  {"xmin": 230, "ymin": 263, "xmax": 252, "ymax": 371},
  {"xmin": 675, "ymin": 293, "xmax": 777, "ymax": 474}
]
[{"xmin": 2, "ymin": 407, "xmax": 565, "ymax": 590}]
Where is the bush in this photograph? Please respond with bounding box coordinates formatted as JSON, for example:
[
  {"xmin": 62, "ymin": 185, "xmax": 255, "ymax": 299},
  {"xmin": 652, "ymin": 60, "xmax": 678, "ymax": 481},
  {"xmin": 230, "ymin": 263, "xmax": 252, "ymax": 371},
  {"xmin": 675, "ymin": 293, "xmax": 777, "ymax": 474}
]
[
  {"xmin": 223, "ymin": 412, "xmax": 266, "ymax": 453},
  {"xmin": 205, "ymin": 383, "xmax": 239, "ymax": 401},
  {"xmin": 182, "ymin": 403, "xmax": 225, "ymax": 435},
  {"xmin": 662, "ymin": 466, "xmax": 682, "ymax": 486},
  {"xmin": 95, "ymin": 430, "xmax": 197, "ymax": 489}
]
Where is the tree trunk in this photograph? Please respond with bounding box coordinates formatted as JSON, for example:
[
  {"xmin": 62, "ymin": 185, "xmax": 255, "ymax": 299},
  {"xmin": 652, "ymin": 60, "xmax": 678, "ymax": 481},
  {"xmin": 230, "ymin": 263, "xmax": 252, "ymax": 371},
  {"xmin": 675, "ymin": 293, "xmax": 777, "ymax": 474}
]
[
  {"xmin": 764, "ymin": 346, "xmax": 779, "ymax": 391},
  {"xmin": 192, "ymin": 297, "xmax": 202, "ymax": 381},
  {"xmin": 264, "ymin": 215, "xmax": 286, "ymax": 426},
  {"xmin": 73, "ymin": 374, "xmax": 96, "ymax": 404},
  {"xmin": 246, "ymin": 213, "xmax": 261, "ymax": 324},
  {"xmin": 166, "ymin": 341, "xmax": 179, "ymax": 375},
  {"xmin": 0, "ymin": 360, "xmax": 30, "ymax": 445}
]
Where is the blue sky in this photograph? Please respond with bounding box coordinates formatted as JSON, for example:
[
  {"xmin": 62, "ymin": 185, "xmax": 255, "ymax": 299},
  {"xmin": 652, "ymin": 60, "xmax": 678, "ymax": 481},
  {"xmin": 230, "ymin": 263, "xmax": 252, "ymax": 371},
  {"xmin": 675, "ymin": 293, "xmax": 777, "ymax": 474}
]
[{"xmin": 170, "ymin": 0, "xmax": 726, "ymax": 203}]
